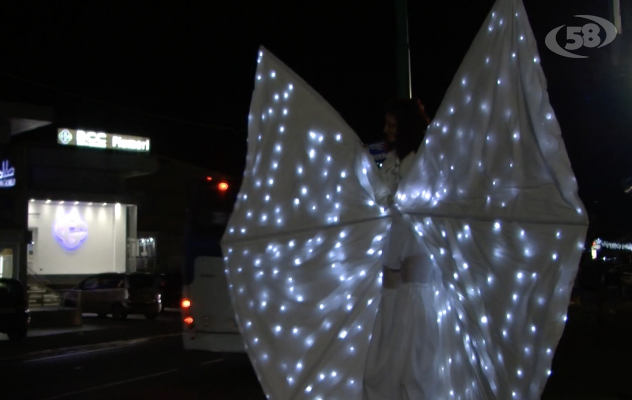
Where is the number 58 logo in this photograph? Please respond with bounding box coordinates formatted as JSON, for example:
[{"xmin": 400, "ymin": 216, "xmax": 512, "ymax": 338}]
[{"xmin": 545, "ymin": 15, "xmax": 618, "ymax": 58}]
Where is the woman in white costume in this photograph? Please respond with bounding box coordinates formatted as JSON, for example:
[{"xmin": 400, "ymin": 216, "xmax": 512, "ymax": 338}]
[{"xmin": 363, "ymin": 98, "xmax": 439, "ymax": 400}]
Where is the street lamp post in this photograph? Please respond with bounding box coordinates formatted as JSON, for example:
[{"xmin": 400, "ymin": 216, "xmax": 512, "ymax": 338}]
[{"xmin": 396, "ymin": 0, "xmax": 412, "ymax": 99}]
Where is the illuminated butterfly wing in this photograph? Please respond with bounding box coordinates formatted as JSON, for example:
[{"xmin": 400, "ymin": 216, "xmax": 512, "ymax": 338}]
[
  {"xmin": 221, "ymin": 48, "xmax": 392, "ymax": 400},
  {"xmin": 396, "ymin": 0, "xmax": 587, "ymax": 398}
]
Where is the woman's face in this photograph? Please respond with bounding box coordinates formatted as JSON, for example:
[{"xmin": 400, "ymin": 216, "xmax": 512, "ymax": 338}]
[{"xmin": 384, "ymin": 114, "xmax": 397, "ymax": 143}]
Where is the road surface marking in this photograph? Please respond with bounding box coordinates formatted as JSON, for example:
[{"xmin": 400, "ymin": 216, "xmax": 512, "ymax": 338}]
[
  {"xmin": 200, "ymin": 358, "xmax": 225, "ymax": 365},
  {"xmin": 37, "ymin": 368, "xmax": 180, "ymax": 400},
  {"xmin": 1, "ymin": 333, "xmax": 181, "ymax": 363},
  {"xmin": 25, "ymin": 346, "xmax": 131, "ymax": 363}
]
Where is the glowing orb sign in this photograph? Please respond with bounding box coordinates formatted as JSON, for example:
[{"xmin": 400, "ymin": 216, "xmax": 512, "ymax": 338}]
[{"xmin": 53, "ymin": 213, "xmax": 89, "ymax": 251}]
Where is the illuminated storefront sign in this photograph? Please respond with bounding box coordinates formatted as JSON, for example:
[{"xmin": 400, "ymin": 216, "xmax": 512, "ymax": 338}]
[
  {"xmin": 0, "ymin": 159, "xmax": 16, "ymax": 188},
  {"xmin": 591, "ymin": 238, "xmax": 632, "ymax": 259},
  {"xmin": 54, "ymin": 212, "xmax": 89, "ymax": 251},
  {"xmin": 57, "ymin": 128, "xmax": 150, "ymax": 152}
]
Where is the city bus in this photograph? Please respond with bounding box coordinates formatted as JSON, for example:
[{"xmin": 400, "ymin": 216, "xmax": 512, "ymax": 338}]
[{"xmin": 180, "ymin": 177, "xmax": 245, "ymax": 352}]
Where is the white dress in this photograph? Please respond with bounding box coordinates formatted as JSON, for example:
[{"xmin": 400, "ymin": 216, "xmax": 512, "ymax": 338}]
[
  {"xmin": 363, "ymin": 150, "xmax": 440, "ymax": 400},
  {"xmin": 378, "ymin": 151, "xmax": 420, "ymax": 270}
]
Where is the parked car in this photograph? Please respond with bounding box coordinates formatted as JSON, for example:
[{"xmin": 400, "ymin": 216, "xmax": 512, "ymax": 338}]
[
  {"xmin": 0, "ymin": 278, "xmax": 30, "ymax": 341},
  {"xmin": 63, "ymin": 273, "xmax": 161, "ymax": 320}
]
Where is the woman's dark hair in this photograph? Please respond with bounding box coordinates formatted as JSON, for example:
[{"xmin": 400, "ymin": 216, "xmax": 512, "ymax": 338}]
[{"xmin": 385, "ymin": 98, "xmax": 431, "ymax": 160}]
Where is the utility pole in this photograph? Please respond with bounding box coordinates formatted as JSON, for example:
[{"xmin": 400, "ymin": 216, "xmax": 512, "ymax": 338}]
[
  {"xmin": 611, "ymin": 0, "xmax": 623, "ymax": 65},
  {"xmin": 396, "ymin": 0, "xmax": 412, "ymax": 99},
  {"xmin": 614, "ymin": 0, "xmax": 622, "ymax": 34}
]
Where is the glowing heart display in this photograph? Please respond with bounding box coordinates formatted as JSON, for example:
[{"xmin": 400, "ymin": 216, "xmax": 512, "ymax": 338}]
[{"xmin": 53, "ymin": 212, "xmax": 89, "ymax": 251}]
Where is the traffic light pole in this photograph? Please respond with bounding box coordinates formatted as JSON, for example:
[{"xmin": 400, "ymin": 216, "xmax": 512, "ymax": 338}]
[{"xmin": 396, "ymin": 0, "xmax": 412, "ymax": 99}]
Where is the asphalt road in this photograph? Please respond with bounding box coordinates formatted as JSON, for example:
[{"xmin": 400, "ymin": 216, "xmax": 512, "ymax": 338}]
[
  {"xmin": 0, "ymin": 334, "xmax": 266, "ymax": 400},
  {"xmin": 0, "ymin": 312, "xmax": 182, "ymax": 359},
  {"xmin": 1, "ymin": 304, "xmax": 632, "ymax": 399}
]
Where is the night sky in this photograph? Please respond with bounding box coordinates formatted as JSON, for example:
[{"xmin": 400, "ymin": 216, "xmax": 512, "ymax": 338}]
[{"xmin": 1, "ymin": 1, "xmax": 631, "ymax": 237}]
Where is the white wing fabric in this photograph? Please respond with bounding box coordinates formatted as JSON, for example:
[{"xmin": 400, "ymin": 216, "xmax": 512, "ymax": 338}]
[
  {"xmin": 221, "ymin": 0, "xmax": 587, "ymax": 399},
  {"xmin": 395, "ymin": 0, "xmax": 587, "ymax": 399},
  {"xmin": 221, "ymin": 48, "xmax": 391, "ymax": 400}
]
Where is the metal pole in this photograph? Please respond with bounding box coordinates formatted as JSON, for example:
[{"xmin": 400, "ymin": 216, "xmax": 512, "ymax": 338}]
[
  {"xmin": 396, "ymin": 0, "xmax": 412, "ymax": 99},
  {"xmin": 612, "ymin": 0, "xmax": 622, "ymax": 65},
  {"xmin": 614, "ymin": 0, "xmax": 622, "ymax": 34}
]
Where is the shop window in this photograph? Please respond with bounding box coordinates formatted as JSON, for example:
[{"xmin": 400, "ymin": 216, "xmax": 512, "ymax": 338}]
[
  {"xmin": 138, "ymin": 238, "xmax": 156, "ymax": 258},
  {"xmin": 0, "ymin": 247, "xmax": 14, "ymax": 279}
]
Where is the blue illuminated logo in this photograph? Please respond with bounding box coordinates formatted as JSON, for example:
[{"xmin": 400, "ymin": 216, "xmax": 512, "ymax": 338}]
[
  {"xmin": 0, "ymin": 160, "xmax": 16, "ymax": 188},
  {"xmin": 53, "ymin": 213, "xmax": 88, "ymax": 251},
  {"xmin": 58, "ymin": 129, "xmax": 73, "ymax": 145}
]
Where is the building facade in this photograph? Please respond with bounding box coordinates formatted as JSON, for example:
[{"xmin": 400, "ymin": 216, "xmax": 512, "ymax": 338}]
[{"xmin": 1, "ymin": 105, "xmax": 236, "ymax": 292}]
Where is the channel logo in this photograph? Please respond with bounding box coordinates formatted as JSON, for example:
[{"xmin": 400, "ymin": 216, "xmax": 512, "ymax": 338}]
[{"xmin": 545, "ymin": 15, "xmax": 618, "ymax": 59}]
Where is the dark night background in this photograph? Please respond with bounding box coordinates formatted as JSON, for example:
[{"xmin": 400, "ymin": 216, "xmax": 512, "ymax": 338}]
[{"xmin": 1, "ymin": 0, "xmax": 631, "ymax": 238}]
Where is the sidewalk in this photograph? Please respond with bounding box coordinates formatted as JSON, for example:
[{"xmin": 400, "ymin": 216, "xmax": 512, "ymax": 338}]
[
  {"xmin": 0, "ymin": 322, "xmax": 107, "ymax": 341},
  {"xmin": 0, "ymin": 312, "xmax": 181, "ymax": 361}
]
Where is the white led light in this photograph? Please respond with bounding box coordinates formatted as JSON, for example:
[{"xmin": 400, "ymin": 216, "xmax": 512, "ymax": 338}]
[{"xmin": 226, "ymin": 35, "xmax": 585, "ymax": 399}]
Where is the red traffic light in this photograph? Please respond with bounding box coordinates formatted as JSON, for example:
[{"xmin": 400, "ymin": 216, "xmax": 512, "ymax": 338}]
[
  {"xmin": 206, "ymin": 177, "xmax": 213, "ymax": 181},
  {"xmin": 218, "ymin": 182, "xmax": 229, "ymax": 191}
]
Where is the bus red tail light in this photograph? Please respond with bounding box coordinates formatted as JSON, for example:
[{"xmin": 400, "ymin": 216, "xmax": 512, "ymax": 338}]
[
  {"xmin": 184, "ymin": 316, "xmax": 194, "ymax": 325},
  {"xmin": 181, "ymin": 299, "xmax": 191, "ymax": 309}
]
